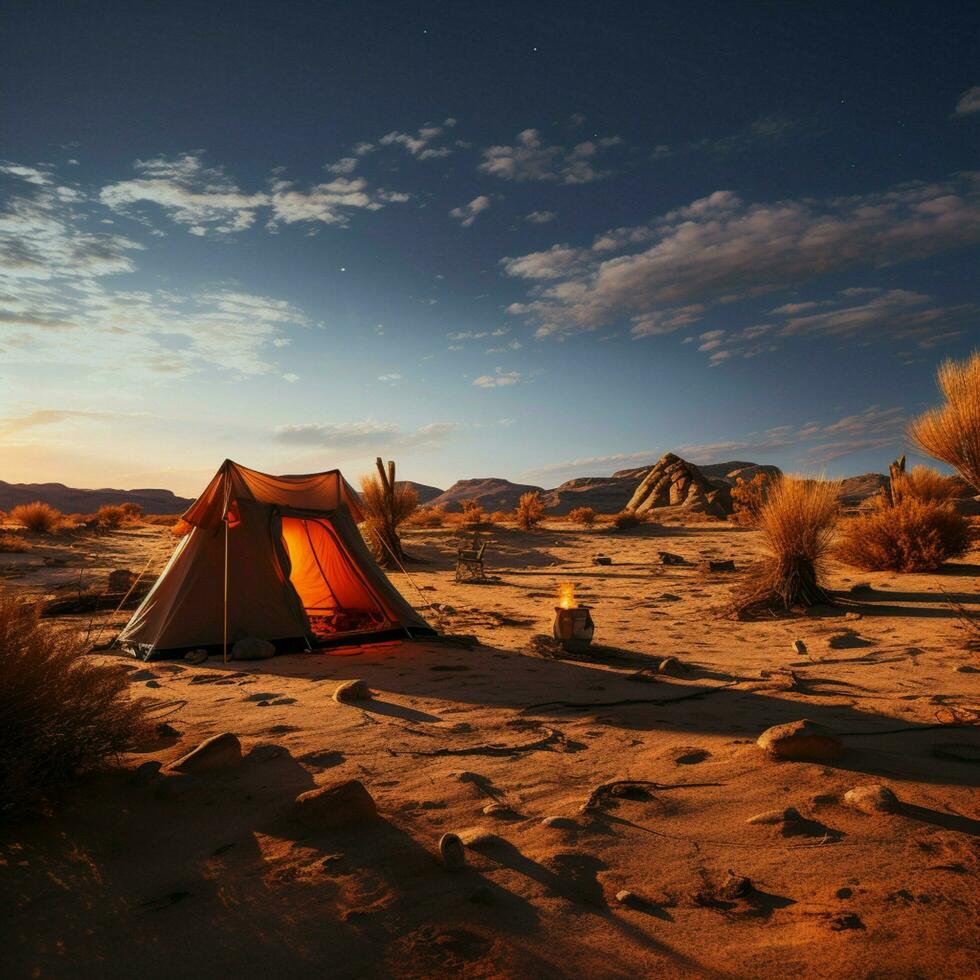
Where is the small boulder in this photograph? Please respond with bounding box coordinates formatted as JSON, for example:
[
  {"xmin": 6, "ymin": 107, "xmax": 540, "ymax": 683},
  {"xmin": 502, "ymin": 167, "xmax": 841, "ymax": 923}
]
[
  {"xmin": 756, "ymin": 719, "xmax": 844, "ymax": 761},
  {"xmin": 108, "ymin": 568, "xmax": 136, "ymax": 592},
  {"xmin": 615, "ymin": 889, "xmax": 646, "ymax": 908},
  {"xmin": 592, "ymin": 555, "xmax": 612, "ymax": 566},
  {"xmin": 843, "ymin": 784, "xmax": 898, "ymax": 814},
  {"xmin": 747, "ymin": 806, "xmax": 802, "ymax": 825},
  {"xmin": 718, "ymin": 872, "xmax": 754, "ymax": 901},
  {"xmin": 792, "ymin": 639, "xmax": 807, "ymax": 655},
  {"xmin": 658, "ymin": 551, "xmax": 687, "ymax": 566},
  {"xmin": 232, "ymin": 637, "xmax": 276, "ymax": 661},
  {"xmin": 439, "ymin": 833, "xmax": 466, "ymax": 870},
  {"xmin": 541, "ymin": 815, "xmax": 578, "ymax": 829},
  {"xmin": 457, "ymin": 826, "xmax": 497, "ymax": 846},
  {"xmin": 482, "ymin": 801, "xmax": 517, "ymax": 818},
  {"xmin": 293, "ymin": 779, "xmax": 377, "ymax": 831},
  {"xmin": 167, "ymin": 732, "xmax": 242, "ymax": 773},
  {"xmin": 658, "ymin": 656, "xmax": 687, "ymax": 676},
  {"xmin": 700, "ymin": 559, "xmax": 736, "ymax": 572},
  {"xmin": 184, "ymin": 648, "xmax": 208, "ymax": 664},
  {"xmin": 333, "ymin": 679, "xmax": 372, "ymax": 703}
]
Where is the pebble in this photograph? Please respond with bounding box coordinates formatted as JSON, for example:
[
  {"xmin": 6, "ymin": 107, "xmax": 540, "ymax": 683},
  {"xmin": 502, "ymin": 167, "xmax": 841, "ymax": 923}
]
[
  {"xmin": 718, "ymin": 873, "xmax": 754, "ymax": 900},
  {"xmin": 457, "ymin": 827, "xmax": 497, "ymax": 846},
  {"xmin": 232, "ymin": 637, "xmax": 276, "ymax": 661},
  {"xmin": 756, "ymin": 719, "xmax": 844, "ymax": 761},
  {"xmin": 333, "ymin": 679, "xmax": 371, "ymax": 703},
  {"xmin": 658, "ymin": 656, "xmax": 686, "ymax": 676},
  {"xmin": 615, "ymin": 889, "xmax": 647, "ymax": 908},
  {"xmin": 660, "ymin": 593, "xmax": 681, "ymax": 602},
  {"xmin": 167, "ymin": 732, "xmax": 243, "ymax": 773},
  {"xmin": 184, "ymin": 649, "xmax": 208, "ymax": 664},
  {"xmin": 293, "ymin": 779, "xmax": 378, "ymax": 831},
  {"xmin": 843, "ymin": 784, "xmax": 899, "ymax": 814},
  {"xmin": 792, "ymin": 639, "xmax": 807, "ymax": 655},
  {"xmin": 439, "ymin": 833, "xmax": 466, "ymax": 870},
  {"xmin": 541, "ymin": 816, "xmax": 578, "ymax": 829},
  {"xmin": 746, "ymin": 806, "xmax": 802, "ymax": 825},
  {"xmin": 482, "ymin": 802, "xmax": 516, "ymax": 818}
]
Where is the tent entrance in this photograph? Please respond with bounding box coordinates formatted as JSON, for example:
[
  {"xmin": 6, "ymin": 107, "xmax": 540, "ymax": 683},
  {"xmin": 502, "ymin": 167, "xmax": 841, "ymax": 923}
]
[{"xmin": 280, "ymin": 516, "xmax": 391, "ymax": 640}]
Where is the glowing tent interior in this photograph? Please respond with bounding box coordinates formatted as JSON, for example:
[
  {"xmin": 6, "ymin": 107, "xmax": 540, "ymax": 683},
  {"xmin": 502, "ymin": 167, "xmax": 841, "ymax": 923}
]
[{"xmin": 119, "ymin": 460, "xmax": 435, "ymax": 660}]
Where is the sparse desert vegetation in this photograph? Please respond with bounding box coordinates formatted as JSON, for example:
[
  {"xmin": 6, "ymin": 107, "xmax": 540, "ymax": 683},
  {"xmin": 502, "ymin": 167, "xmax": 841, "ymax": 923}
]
[
  {"xmin": 0, "ymin": 589, "xmax": 149, "ymax": 815},
  {"xmin": 730, "ymin": 472, "xmax": 772, "ymax": 526},
  {"xmin": 734, "ymin": 476, "xmax": 840, "ymax": 616},
  {"xmin": 0, "ymin": 532, "xmax": 32, "ymax": 553},
  {"xmin": 515, "ymin": 491, "xmax": 546, "ymax": 530},
  {"xmin": 567, "ymin": 505, "xmax": 597, "ymax": 527},
  {"xmin": 909, "ymin": 349, "xmax": 980, "ymax": 493},
  {"xmin": 359, "ymin": 460, "xmax": 418, "ymax": 566},
  {"xmin": 9, "ymin": 501, "xmax": 62, "ymax": 533}
]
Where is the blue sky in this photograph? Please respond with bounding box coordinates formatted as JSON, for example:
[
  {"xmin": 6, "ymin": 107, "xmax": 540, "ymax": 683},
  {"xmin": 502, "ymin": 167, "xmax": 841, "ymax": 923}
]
[{"xmin": 1, "ymin": 0, "xmax": 978, "ymax": 496}]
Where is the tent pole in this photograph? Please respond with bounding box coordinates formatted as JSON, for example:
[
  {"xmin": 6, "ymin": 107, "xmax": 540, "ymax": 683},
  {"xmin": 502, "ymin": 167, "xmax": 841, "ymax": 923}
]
[{"xmin": 223, "ymin": 517, "xmax": 229, "ymax": 664}]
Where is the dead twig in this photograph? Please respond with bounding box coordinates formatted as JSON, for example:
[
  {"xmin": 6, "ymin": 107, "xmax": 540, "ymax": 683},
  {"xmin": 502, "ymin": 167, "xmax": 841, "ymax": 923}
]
[
  {"xmin": 391, "ymin": 726, "xmax": 567, "ymax": 757},
  {"xmin": 582, "ymin": 779, "xmax": 723, "ymax": 812}
]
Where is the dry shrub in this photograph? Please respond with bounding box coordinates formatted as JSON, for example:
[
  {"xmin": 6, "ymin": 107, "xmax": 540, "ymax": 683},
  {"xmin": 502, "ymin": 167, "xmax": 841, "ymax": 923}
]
[
  {"xmin": 0, "ymin": 589, "xmax": 150, "ymax": 815},
  {"xmin": 515, "ymin": 491, "xmax": 546, "ymax": 530},
  {"xmin": 406, "ymin": 506, "xmax": 446, "ymax": 528},
  {"xmin": 613, "ymin": 510, "xmax": 644, "ymax": 530},
  {"xmin": 360, "ymin": 471, "xmax": 418, "ymax": 565},
  {"xmin": 0, "ymin": 533, "xmax": 31, "ymax": 553},
  {"xmin": 909, "ymin": 350, "xmax": 980, "ymax": 493},
  {"xmin": 836, "ymin": 496, "xmax": 970, "ymax": 572},
  {"xmin": 453, "ymin": 499, "xmax": 487, "ymax": 528},
  {"xmin": 120, "ymin": 502, "xmax": 143, "ymax": 520},
  {"xmin": 891, "ymin": 465, "xmax": 960, "ymax": 504},
  {"xmin": 490, "ymin": 510, "xmax": 512, "ymax": 525},
  {"xmin": 93, "ymin": 504, "xmax": 131, "ymax": 529},
  {"xmin": 567, "ymin": 506, "xmax": 597, "ymax": 527},
  {"xmin": 731, "ymin": 473, "xmax": 772, "ymax": 526},
  {"xmin": 10, "ymin": 502, "xmax": 62, "ymax": 533},
  {"xmin": 734, "ymin": 476, "xmax": 840, "ymax": 617}
]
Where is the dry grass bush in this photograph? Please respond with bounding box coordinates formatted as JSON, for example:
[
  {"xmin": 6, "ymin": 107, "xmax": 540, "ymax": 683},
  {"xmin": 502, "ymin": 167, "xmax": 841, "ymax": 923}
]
[
  {"xmin": 730, "ymin": 473, "xmax": 772, "ymax": 526},
  {"xmin": 449, "ymin": 499, "xmax": 488, "ymax": 528},
  {"xmin": 0, "ymin": 533, "xmax": 32, "ymax": 553},
  {"xmin": 836, "ymin": 495, "xmax": 970, "ymax": 572},
  {"xmin": 733, "ymin": 476, "xmax": 840, "ymax": 617},
  {"xmin": 405, "ymin": 506, "xmax": 446, "ymax": 528},
  {"xmin": 490, "ymin": 510, "xmax": 512, "ymax": 525},
  {"xmin": 0, "ymin": 589, "xmax": 150, "ymax": 815},
  {"xmin": 891, "ymin": 465, "xmax": 960, "ymax": 504},
  {"xmin": 10, "ymin": 502, "xmax": 62, "ymax": 533},
  {"xmin": 612, "ymin": 510, "xmax": 644, "ymax": 530},
  {"xmin": 359, "ymin": 473, "xmax": 418, "ymax": 564},
  {"xmin": 909, "ymin": 350, "xmax": 980, "ymax": 493},
  {"xmin": 567, "ymin": 506, "xmax": 597, "ymax": 527},
  {"xmin": 93, "ymin": 504, "xmax": 132, "ymax": 529},
  {"xmin": 515, "ymin": 491, "xmax": 546, "ymax": 530}
]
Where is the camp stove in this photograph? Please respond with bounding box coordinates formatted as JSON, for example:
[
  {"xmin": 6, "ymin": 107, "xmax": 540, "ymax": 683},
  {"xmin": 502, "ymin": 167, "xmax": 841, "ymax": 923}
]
[{"xmin": 552, "ymin": 583, "xmax": 594, "ymax": 653}]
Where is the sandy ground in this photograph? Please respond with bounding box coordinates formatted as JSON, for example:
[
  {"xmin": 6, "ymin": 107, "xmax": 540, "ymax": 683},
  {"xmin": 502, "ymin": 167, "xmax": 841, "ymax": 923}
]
[{"xmin": 2, "ymin": 516, "xmax": 979, "ymax": 979}]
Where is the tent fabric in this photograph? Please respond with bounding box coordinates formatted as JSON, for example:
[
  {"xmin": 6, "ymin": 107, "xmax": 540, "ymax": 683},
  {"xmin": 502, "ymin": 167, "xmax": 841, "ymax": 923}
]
[
  {"xmin": 183, "ymin": 459, "xmax": 364, "ymax": 528},
  {"xmin": 119, "ymin": 461, "xmax": 432, "ymax": 659}
]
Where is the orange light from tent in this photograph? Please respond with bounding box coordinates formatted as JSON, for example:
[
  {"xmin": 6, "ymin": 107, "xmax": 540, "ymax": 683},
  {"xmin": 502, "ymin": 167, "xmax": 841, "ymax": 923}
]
[{"xmin": 223, "ymin": 499, "xmax": 242, "ymax": 528}]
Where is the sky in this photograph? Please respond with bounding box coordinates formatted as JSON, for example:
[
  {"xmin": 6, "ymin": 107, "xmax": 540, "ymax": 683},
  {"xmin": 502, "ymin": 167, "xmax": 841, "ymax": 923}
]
[{"xmin": 1, "ymin": 0, "xmax": 978, "ymax": 498}]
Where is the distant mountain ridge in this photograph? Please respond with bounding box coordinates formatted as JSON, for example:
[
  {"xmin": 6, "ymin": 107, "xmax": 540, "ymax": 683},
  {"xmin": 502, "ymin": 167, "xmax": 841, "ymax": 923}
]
[{"xmin": 0, "ymin": 480, "xmax": 193, "ymax": 515}]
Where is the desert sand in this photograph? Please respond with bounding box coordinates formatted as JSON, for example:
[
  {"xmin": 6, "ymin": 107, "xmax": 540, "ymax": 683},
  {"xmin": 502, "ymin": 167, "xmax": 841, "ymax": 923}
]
[{"xmin": 2, "ymin": 515, "xmax": 979, "ymax": 979}]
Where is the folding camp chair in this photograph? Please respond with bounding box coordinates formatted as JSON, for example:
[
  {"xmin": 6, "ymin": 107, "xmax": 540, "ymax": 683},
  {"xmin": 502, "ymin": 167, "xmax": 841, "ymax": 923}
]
[{"xmin": 455, "ymin": 531, "xmax": 488, "ymax": 582}]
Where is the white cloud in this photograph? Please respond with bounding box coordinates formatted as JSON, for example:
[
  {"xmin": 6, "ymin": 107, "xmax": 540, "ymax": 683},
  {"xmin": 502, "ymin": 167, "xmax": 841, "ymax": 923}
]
[
  {"xmin": 0, "ymin": 162, "xmax": 53, "ymax": 185},
  {"xmin": 99, "ymin": 153, "xmax": 409, "ymax": 234},
  {"xmin": 954, "ymin": 86, "xmax": 980, "ymax": 116},
  {"xmin": 473, "ymin": 368, "xmax": 522, "ymax": 387},
  {"xmin": 379, "ymin": 119, "xmax": 457, "ymax": 159},
  {"xmin": 502, "ymin": 173, "xmax": 980, "ymax": 339},
  {"xmin": 449, "ymin": 195, "xmax": 491, "ymax": 227},
  {"xmin": 325, "ymin": 157, "xmax": 358, "ymax": 174},
  {"xmin": 525, "ymin": 210, "xmax": 557, "ymax": 224},
  {"xmin": 377, "ymin": 372, "xmax": 402, "ymax": 382},
  {"xmin": 479, "ymin": 128, "xmax": 623, "ymax": 184}
]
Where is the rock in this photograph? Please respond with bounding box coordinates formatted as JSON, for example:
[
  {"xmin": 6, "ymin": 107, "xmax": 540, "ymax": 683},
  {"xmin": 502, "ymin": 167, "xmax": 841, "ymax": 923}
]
[
  {"xmin": 108, "ymin": 569, "xmax": 136, "ymax": 592},
  {"xmin": 843, "ymin": 784, "xmax": 898, "ymax": 814},
  {"xmin": 541, "ymin": 816, "xmax": 578, "ymax": 829},
  {"xmin": 333, "ymin": 679, "xmax": 371, "ymax": 703},
  {"xmin": 247, "ymin": 743, "xmax": 284, "ymax": 763},
  {"xmin": 482, "ymin": 801, "xmax": 517, "ymax": 818},
  {"xmin": 756, "ymin": 719, "xmax": 844, "ymax": 761},
  {"xmin": 718, "ymin": 872, "xmax": 754, "ymax": 900},
  {"xmin": 849, "ymin": 583, "xmax": 873, "ymax": 595},
  {"xmin": 658, "ymin": 656, "xmax": 687, "ymax": 676},
  {"xmin": 184, "ymin": 648, "xmax": 208, "ymax": 664},
  {"xmin": 659, "ymin": 593, "xmax": 681, "ymax": 602},
  {"xmin": 830, "ymin": 912, "xmax": 865, "ymax": 931},
  {"xmin": 700, "ymin": 559, "xmax": 736, "ymax": 572},
  {"xmin": 156, "ymin": 722, "xmax": 179, "ymax": 738},
  {"xmin": 792, "ymin": 639, "xmax": 807, "ymax": 655},
  {"xmin": 592, "ymin": 555, "xmax": 612, "ymax": 566},
  {"xmin": 615, "ymin": 889, "xmax": 647, "ymax": 908},
  {"xmin": 658, "ymin": 551, "xmax": 687, "ymax": 566},
  {"xmin": 232, "ymin": 637, "xmax": 276, "ymax": 660},
  {"xmin": 167, "ymin": 732, "xmax": 242, "ymax": 773},
  {"xmin": 293, "ymin": 779, "xmax": 377, "ymax": 831},
  {"xmin": 439, "ymin": 833, "xmax": 466, "ymax": 870},
  {"xmin": 827, "ymin": 632, "xmax": 873, "ymax": 649},
  {"xmin": 131, "ymin": 760, "xmax": 162, "ymax": 784},
  {"xmin": 747, "ymin": 806, "xmax": 802, "ymax": 825},
  {"xmin": 457, "ymin": 827, "xmax": 497, "ymax": 846}
]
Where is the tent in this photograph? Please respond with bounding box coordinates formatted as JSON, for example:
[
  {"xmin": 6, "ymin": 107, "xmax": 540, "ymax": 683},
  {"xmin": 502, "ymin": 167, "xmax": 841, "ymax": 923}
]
[{"xmin": 119, "ymin": 460, "xmax": 434, "ymax": 660}]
